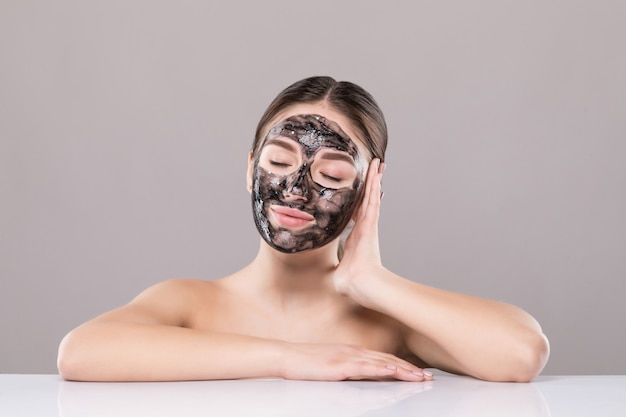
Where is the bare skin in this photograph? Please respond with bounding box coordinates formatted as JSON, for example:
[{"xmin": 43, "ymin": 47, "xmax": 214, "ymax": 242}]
[{"xmin": 58, "ymin": 103, "xmax": 550, "ymax": 383}]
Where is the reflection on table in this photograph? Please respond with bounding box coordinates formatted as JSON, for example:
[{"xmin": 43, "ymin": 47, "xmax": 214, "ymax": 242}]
[
  {"xmin": 57, "ymin": 374, "xmax": 548, "ymax": 417},
  {"xmin": 3, "ymin": 373, "xmax": 626, "ymax": 416}
]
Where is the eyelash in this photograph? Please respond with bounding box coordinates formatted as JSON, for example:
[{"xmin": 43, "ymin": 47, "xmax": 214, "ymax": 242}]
[
  {"xmin": 269, "ymin": 160, "xmax": 343, "ymax": 183},
  {"xmin": 270, "ymin": 161, "xmax": 290, "ymax": 167},
  {"xmin": 322, "ymin": 173, "xmax": 342, "ymax": 182}
]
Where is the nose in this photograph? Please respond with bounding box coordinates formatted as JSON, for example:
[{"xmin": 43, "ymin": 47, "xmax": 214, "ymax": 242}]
[{"xmin": 284, "ymin": 162, "xmax": 310, "ymax": 202}]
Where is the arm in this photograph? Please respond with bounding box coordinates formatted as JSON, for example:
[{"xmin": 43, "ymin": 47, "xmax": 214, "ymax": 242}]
[
  {"xmin": 57, "ymin": 279, "xmax": 283, "ymax": 381},
  {"xmin": 341, "ymin": 269, "xmax": 550, "ymax": 382},
  {"xmin": 58, "ymin": 279, "xmax": 428, "ymax": 382},
  {"xmin": 334, "ymin": 159, "xmax": 550, "ymax": 382}
]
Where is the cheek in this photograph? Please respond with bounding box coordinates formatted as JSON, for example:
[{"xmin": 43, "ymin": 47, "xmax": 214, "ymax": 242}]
[
  {"xmin": 268, "ymin": 175, "xmax": 286, "ymax": 192},
  {"xmin": 314, "ymin": 188, "xmax": 358, "ymax": 215},
  {"xmin": 255, "ymin": 167, "xmax": 286, "ymax": 196}
]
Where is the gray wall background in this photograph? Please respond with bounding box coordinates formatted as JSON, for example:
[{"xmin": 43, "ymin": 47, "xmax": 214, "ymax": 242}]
[{"xmin": 1, "ymin": 0, "xmax": 625, "ymax": 375}]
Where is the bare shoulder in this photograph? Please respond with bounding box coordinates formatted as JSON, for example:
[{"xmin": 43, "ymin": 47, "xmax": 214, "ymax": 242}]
[
  {"xmin": 91, "ymin": 278, "xmax": 223, "ymax": 328},
  {"xmin": 133, "ymin": 278, "xmax": 218, "ymax": 302},
  {"xmin": 138, "ymin": 277, "xmax": 227, "ymax": 308}
]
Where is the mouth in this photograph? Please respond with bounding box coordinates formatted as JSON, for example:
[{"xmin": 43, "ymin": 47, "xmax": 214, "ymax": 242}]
[{"xmin": 270, "ymin": 205, "xmax": 315, "ymax": 229}]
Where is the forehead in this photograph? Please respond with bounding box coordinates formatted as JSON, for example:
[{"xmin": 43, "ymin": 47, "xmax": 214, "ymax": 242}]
[
  {"xmin": 265, "ymin": 114, "xmax": 360, "ymax": 159},
  {"xmin": 262, "ymin": 103, "xmax": 371, "ymax": 161}
]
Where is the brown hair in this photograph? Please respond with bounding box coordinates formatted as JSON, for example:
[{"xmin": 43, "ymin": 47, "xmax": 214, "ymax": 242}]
[{"xmin": 252, "ymin": 76, "xmax": 387, "ymax": 162}]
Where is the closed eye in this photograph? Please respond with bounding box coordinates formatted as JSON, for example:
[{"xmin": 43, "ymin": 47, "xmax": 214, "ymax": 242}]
[
  {"xmin": 270, "ymin": 161, "xmax": 291, "ymax": 168},
  {"xmin": 322, "ymin": 173, "xmax": 342, "ymax": 182}
]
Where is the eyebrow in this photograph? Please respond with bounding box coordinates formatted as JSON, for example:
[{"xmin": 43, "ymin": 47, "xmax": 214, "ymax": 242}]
[
  {"xmin": 266, "ymin": 137, "xmax": 356, "ymax": 166},
  {"xmin": 318, "ymin": 150, "xmax": 356, "ymax": 166},
  {"xmin": 264, "ymin": 137, "xmax": 299, "ymax": 152}
]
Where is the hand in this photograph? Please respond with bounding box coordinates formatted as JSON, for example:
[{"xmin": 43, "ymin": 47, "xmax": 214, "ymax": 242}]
[
  {"xmin": 333, "ymin": 158, "xmax": 386, "ymax": 307},
  {"xmin": 279, "ymin": 341, "xmax": 433, "ymax": 382}
]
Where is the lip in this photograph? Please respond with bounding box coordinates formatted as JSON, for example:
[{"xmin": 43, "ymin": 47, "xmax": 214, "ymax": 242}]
[{"xmin": 270, "ymin": 205, "xmax": 315, "ymax": 228}]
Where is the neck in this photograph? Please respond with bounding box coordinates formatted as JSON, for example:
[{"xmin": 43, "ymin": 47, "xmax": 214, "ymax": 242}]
[{"xmin": 252, "ymin": 239, "xmax": 340, "ymax": 294}]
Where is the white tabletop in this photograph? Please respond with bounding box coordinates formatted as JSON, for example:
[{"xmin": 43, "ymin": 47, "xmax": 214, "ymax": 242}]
[{"xmin": 1, "ymin": 373, "xmax": 625, "ymax": 416}]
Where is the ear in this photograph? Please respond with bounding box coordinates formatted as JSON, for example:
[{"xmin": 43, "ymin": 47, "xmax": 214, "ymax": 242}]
[{"xmin": 246, "ymin": 150, "xmax": 254, "ymax": 193}]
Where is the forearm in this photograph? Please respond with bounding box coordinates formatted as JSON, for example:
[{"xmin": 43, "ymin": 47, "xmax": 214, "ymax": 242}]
[
  {"xmin": 352, "ymin": 267, "xmax": 549, "ymax": 381},
  {"xmin": 57, "ymin": 322, "xmax": 284, "ymax": 382}
]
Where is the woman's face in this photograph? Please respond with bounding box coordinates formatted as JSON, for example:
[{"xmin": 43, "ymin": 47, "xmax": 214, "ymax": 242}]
[{"xmin": 249, "ymin": 105, "xmax": 368, "ymax": 253}]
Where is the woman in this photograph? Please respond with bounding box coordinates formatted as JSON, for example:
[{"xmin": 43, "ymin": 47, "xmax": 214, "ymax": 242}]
[{"xmin": 57, "ymin": 76, "xmax": 549, "ymax": 382}]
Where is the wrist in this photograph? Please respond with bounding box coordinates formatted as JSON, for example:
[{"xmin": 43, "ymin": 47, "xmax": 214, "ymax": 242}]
[{"xmin": 339, "ymin": 265, "xmax": 391, "ymax": 310}]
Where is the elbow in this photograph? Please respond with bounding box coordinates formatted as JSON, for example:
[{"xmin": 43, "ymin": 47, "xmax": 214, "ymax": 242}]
[
  {"xmin": 473, "ymin": 330, "xmax": 550, "ymax": 383},
  {"xmin": 506, "ymin": 331, "xmax": 551, "ymax": 383},
  {"xmin": 57, "ymin": 357, "xmax": 79, "ymax": 382},
  {"xmin": 57, "ymin": 330, "xmax": 91, "ymax": 381},
  {"xmin": 57, "ymin": 332, "xmax": 79, "ymax": 380}
]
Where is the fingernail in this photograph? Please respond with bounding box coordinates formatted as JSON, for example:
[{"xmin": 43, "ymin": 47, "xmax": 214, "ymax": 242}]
[
  {"xmin": 380, "ymin": 162, "xmax": 386, "ymax": 175},
  {"xmin": 423, "ymin": 370, "xmax": 433, "ymax": 377},
  {"xmin": 386, "ymin": 365, "xmax": 397, "ymax": 370},
  {"xmin": 380, "ymin": 191, "xmax": 385, "ymax": 201},
  {"xmin": 412, "ymin": 370, "xmax": 424, "ymax": 377}
]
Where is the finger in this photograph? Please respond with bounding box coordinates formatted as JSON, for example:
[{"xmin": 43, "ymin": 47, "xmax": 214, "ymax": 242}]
[
  {"xmin": 357, "ymin": 159, "xmax": 383, "ymax": 222},
  {"xmin": 376, "ymin": 359, "xmax": 432, "ymax": 381},
  {"xmin": 356, "ymin": 361, "xmax": 399, "ymax": 379},
  {"xmin": 347, "ymin": 348, "xmax": 433, "ymax": 381},
  {"xmin": 391, "ymin": 366, "xmax": 435, "ymax": 382},
  {"xmin": 343, "ymin": 362, "xmax": 430, "ymax": 382},
  {"xmin": 379, "ymin": 361, "xmax": 434, "ymax": 382}
]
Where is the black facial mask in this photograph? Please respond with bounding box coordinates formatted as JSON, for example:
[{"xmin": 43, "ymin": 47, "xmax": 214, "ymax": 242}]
[{"xmin": 251, "ymin": 114, "xmax": 365, "ymax": 253}]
